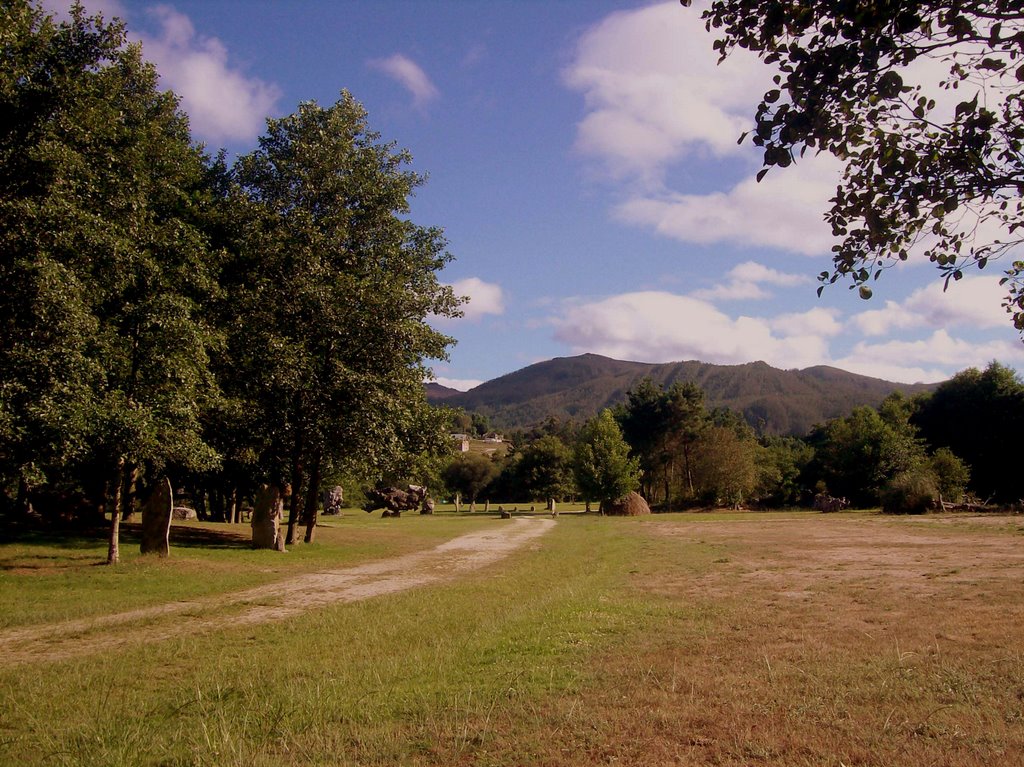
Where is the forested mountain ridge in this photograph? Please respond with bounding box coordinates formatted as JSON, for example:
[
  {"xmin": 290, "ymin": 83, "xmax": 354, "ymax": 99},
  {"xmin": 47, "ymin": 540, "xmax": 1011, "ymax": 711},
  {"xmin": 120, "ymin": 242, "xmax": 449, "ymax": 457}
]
[{"xmin": 428, "ymin": 354, "xmax": 937, "ymax": 435}]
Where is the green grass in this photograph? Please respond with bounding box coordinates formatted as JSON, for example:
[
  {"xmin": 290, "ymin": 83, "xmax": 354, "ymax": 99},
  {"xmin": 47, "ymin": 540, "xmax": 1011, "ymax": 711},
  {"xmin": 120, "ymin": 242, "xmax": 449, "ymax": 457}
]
[
  {"xmin": 0, "ymin": 512, "xmax": 497, "ymax": 629},
  {"xmin": 0, "ymin": 516, "xmax": 660, "ymax": 766},
  {"xmin": 2, "ymin": 511, "xmax": 1022, "ymax": 766}
]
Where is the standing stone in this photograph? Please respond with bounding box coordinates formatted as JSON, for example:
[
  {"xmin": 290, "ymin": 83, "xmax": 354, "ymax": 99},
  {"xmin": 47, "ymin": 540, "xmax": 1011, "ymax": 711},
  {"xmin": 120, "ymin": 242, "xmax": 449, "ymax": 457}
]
[
  {"xmin": 251, "ymin": 485, "xmax": 283, "ymax": 550},
  {"xmin": 420, "ymin": 497, "xmax": 435, "ymax": 515},
  {"xmin": 322, "ymin": 485, "xmax": 344, "ymax": 515},
  {"xmin": 140, "ymin": 478, "xmax": 173, "ymax": 556}
]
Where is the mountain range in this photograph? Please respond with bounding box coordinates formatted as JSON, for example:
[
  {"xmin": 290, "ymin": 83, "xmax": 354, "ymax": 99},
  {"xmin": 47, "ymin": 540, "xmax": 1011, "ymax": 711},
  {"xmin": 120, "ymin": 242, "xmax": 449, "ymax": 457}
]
[{"xmin": 426, "ymin": 354, "xmax": 937, "ymax": 436}]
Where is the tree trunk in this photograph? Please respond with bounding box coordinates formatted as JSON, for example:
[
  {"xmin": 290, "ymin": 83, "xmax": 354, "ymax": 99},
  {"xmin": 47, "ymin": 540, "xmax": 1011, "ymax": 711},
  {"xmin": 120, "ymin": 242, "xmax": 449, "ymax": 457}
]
[
  {"xmin": 15, "ymin": 475, "xmax": 31, "ymax": 520},
  {"xmin": 119, "ymin": 463, "xmax": 139, "ymax": 521},
  {"xmin": 303, "ymin": 453, "xmax": 323, "ymax": 544},
  {"xmin": 192, "ymin": 482, "xmax": 208, "ymax": 520},
  {"xmin": 107, "ymin": 457, "xmax": 126, "ymax": 565},
  {"xmin": 229, "ymin": 486, "xmax": 239, "ymax": 524},
  {"xmin": 682, "ymin": 443, "xmax": 695, "ymax": 497},
  {"xmin": 285, "ymin": 429, "xmax": 306, "ymax": 545}
]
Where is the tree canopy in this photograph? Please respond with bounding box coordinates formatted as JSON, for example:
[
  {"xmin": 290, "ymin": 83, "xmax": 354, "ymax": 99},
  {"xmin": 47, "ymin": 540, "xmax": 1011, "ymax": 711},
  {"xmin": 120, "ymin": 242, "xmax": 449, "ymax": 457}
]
[
  {"xmin": 224, "ymin": 93, "xmax": 460, "ymax": 543},
  {"xmin": 0, "ymin": 3, "xmax": 461, "ymax": 556},
  {"xmin": 1, "ymin": 2, "xmax": 220, "ymax": 561},
  {"xmin": 574, "ymin": 409, "xmax": 640, "ymax": 511},
  {"xmin": 688, "ymin": 0, "xmax": 1024, "ymax": 328}
]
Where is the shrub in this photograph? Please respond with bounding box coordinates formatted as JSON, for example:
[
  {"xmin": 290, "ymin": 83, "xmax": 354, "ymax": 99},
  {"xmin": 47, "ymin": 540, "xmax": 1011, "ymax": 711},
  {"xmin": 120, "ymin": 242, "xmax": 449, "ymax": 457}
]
[{"xmin": 880, "ymin": 469, "xmax": 938, "ymax": 515}]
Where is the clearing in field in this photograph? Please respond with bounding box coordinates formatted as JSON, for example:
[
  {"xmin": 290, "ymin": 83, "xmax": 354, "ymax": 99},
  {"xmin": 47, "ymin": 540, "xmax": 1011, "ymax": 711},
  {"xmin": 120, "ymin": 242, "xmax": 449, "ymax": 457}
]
[{"xmin": 1, "ymin": 511, "xmax": 1022, "ymax": 766}]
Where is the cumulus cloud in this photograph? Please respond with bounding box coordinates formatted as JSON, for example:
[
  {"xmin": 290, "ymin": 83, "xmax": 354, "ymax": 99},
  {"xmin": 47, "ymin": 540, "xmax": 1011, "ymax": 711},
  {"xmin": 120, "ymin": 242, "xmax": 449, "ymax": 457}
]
[
  {"xmin": 140, "ymin": 5, "xmax": 280, "ymax": 144},
  {"xmin": 548, "ymin": 289, "xmax": 1022, "ymax": 384},
  {"xmin": 565, "ymin": 1, "xmax": 770, "ymax": 180},
  {"xmin": 693, "ymin": 260, "xmax": 811, "ymax": 301},
  {"xmin": 566, "ymin": 2, "xmax": 841, "ymax": 255},
  {"xmin": 448, "ymin": 277, "xmax": 505, "ymax": 321},
  {"xmin": 616, "ymin": 155, "xmax": 840, "ymax": 255},
  {"xmin": 852, "ymin": 275, "xmax": 1011, "ymax": 337},
  {"xmin": 835, "ymin": 330, "xmax": 1024, "ymax": 383},
  {"xmin": 368, "ymin": 53, "xmax": 439, "ymax": 108},
  {"xmin": 551, "ymin": 291, "xmax": 831, "ymax": 369},
  {"xmin": 769, "ymin": 307, "xmax": 843, "ymax": 338},
  {"xmin": 38, "ymin": 2, "xmax": 279, "ymax": 145}
]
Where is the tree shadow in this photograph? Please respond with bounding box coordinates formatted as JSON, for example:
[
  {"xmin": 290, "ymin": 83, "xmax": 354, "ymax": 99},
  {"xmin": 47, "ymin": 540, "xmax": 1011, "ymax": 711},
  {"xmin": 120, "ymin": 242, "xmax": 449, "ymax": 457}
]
[{"xmin": 167, "ymin": 524, "xmax": 250, "ymax": 550}]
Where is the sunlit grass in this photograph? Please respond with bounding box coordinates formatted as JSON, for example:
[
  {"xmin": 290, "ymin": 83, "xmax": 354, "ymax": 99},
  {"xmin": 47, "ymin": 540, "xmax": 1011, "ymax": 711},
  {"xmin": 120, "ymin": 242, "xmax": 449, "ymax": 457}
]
[{"xmin": 1, "ymin": 512, "xmax": 1022, "ymax": 765}]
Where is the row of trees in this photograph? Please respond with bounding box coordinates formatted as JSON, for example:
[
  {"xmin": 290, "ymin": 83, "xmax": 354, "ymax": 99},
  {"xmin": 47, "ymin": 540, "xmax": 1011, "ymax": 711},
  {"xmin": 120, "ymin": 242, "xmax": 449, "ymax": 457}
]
[
  {"xmin": 438, "ymin": 361, "xmax": 1023, "ymax": 513},
  {"xmin": 0, "ymin": 4, "xmax": 460, "ymax": 559}
]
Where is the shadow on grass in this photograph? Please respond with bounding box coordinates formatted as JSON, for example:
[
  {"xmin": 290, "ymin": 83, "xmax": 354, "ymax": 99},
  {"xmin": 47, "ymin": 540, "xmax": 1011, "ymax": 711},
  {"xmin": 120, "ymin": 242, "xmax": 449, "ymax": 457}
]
[
  {"xmin": 167, "ymin": 523, "xmax": 250, "ymax": 550},
  {"xmin": 0, "ymin": 521, "xmax": 251, "ymax": 570}
]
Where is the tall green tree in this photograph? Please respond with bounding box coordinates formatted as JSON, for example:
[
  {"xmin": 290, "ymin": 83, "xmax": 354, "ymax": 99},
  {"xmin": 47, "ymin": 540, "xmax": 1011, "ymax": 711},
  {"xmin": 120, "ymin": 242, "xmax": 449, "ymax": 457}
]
[
  {"xmin": 618, "ymin": 379, "xmax": 705, "ymax": 507},
  {"xmin": 574, "ymin": 409, "xmax": 641, "ymax": 512},
  {"xmin": 0, "ymin": 2, "xmax": 221, "ymax": 561},
  {"xmin": 226, "ymin": 93, "xmax": 460, "ymax": 543},
  {"xmin": 514, "ymin": 434, "xmax": 576, "ymax": 504},
  {"xmin": 442, "ymin": 451, "xmax": 499, "ymax": 511},
  {"xmin": 911, "ymin": 361, "xmax": 1024, "ymax": 501},
  {"xmin": 690, "ymin": 0, "xmax": 1024, "ymax": 328},
  {"xmin": 805, "ymin": 404, "xmax": 927, "ymax": 507},
  {"xmin": 690, "ymin": 425, "xmax": 763, "ymax": 508}
]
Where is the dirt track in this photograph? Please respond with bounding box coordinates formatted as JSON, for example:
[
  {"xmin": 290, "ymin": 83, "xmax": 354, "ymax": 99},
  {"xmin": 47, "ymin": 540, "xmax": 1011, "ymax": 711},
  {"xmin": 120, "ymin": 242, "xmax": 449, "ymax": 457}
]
[{"xmin": 0, "ymin": 517, "xmax": 555, "ymax": 666}]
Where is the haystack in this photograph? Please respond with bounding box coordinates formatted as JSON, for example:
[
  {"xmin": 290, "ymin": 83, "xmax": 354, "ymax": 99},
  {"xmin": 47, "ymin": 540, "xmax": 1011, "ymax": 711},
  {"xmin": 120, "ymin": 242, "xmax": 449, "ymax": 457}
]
[{"xmin": 604, "ymin": 491, "xmax": 651, "ymax": 516}]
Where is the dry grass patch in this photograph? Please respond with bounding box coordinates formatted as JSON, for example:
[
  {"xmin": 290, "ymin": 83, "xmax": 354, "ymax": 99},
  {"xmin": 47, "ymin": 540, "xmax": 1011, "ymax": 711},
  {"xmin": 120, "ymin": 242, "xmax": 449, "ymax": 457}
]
[{"xmin": 466, "ymin": 512, "xmax": 1024, "ymax": 766}]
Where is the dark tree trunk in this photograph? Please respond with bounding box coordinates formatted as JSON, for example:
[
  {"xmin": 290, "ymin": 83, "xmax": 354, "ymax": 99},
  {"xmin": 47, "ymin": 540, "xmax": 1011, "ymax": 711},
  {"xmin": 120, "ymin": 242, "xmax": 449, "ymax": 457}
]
[
  {"xmin": 120, "ymin": 464, "xmax": 139, "ymax": 521},
  {"xmin": 303, "ymin": 452, "xmax": 323, "ymax": 544},
  {"xmin": 15, "ymin": 475, "xmax": 31, "ymax": 520},
  {"xmin": 285, "ymin": 430, "xmax": 306, "ymax": 545},
  {"xmin": 682, "ymin": 443, "xmax": 695, "ymax": 497}
]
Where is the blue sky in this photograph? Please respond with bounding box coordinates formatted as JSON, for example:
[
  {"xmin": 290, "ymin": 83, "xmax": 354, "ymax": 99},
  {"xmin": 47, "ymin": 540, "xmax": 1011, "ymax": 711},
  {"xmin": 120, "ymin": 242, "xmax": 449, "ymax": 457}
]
[{"xmin": 46, "ymin": 0, "xmax": 1024, "ymax": 388}]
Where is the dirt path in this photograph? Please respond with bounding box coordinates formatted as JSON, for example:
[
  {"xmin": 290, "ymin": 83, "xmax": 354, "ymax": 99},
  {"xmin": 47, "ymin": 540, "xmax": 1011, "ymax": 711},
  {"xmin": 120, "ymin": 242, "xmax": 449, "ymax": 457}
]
[{"xmin": 0, "ymin": 517, "xmax": 555, "ymax": 666}]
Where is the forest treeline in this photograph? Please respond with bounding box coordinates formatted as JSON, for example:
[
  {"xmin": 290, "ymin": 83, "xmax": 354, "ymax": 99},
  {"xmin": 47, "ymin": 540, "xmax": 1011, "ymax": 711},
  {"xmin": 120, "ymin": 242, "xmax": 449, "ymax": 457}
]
[
  {"xmin": 0, "ymin": 4, "xmax": 460, "ymax": 560},
  {"xmin": 443, "ymin": 361, "xmax": 1024, "ymax": 514}
]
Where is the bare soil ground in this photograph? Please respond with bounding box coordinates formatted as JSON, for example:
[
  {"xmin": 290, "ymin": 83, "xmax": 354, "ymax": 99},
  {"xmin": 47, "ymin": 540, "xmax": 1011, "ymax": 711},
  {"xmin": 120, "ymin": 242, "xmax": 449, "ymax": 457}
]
[{"xmin": 0, "ymin": 517, "xmax": 554, "ymax": 666}]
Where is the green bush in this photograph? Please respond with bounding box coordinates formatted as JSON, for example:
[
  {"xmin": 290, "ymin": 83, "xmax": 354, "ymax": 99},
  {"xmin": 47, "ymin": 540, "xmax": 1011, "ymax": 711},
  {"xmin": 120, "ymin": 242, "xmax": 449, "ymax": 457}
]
[{"xmin": 880, "ymin": 469, "xmax": 938, "ymax": 514}]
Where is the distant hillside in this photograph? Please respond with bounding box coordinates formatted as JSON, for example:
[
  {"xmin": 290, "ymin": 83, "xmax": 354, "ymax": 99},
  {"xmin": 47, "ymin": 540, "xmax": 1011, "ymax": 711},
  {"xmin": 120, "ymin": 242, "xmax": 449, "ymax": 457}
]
[
  {"xmin": 424, "ymin": 382, "xmax": 462, "ymax": 400},
  {"xmin": 426, "ymin": 354, "xmax": 937, "ymax": 436}
]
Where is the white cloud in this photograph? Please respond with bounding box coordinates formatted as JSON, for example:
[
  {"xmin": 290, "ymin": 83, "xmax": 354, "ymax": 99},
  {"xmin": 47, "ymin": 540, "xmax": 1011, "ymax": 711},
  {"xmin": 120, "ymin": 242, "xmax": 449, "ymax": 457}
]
[
  {"xmin": 549, "ymin": 288, "xmax": 1022, "ymax": 384},
  {"xmin": 835, "ymin": 330, "xmax": 1024, "ymax": 383},
  {"xmin": 551, "ymin": 291, "xmax": 831, "ymax": 369},
  {"xmin": 432, "ymin": 377, "xmax": 483, "ymax": 392},
  {"xmin": 38, "ymin": 2, "xmax": 279, "ymax": 145},
  {"xmin": 852, "ymin": 275, "xmax": 1011, "ymax": 337},
  {"xmin": 140, "ymin": 5, "xmax": 280, "ymax": 144},
  {"xmin": 614, "ymin": 150, "xmax": 840, "ymax": 256},
  {"xmin": 368, "ymin": 53, "xmax": 439, "ymax": 108},
  {"xmin": 567, "ymin": 2, "xmax": 841, "ymax": 255},
  {"xmin": 449, "ymin": 277, "xmax": 505, "ymax": 321},
  {"xmin": 565, "ymin": 1, "xmax": 770, "ymax": 181},
  {"xmin": 769, "ymin": 307, "xmax": 843, "ymax": 338},
  {"xmin": 693, "ymin": 260, "xmax": 811, "ymax": 301}
]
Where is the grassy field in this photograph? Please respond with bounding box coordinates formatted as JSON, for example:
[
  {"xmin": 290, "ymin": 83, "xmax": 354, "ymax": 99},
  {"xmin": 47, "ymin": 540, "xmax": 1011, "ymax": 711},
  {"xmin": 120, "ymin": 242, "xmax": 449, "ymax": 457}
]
[{"xmin": 1, "ymin": 510, "xmax": 1023, "ymax": 766}]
